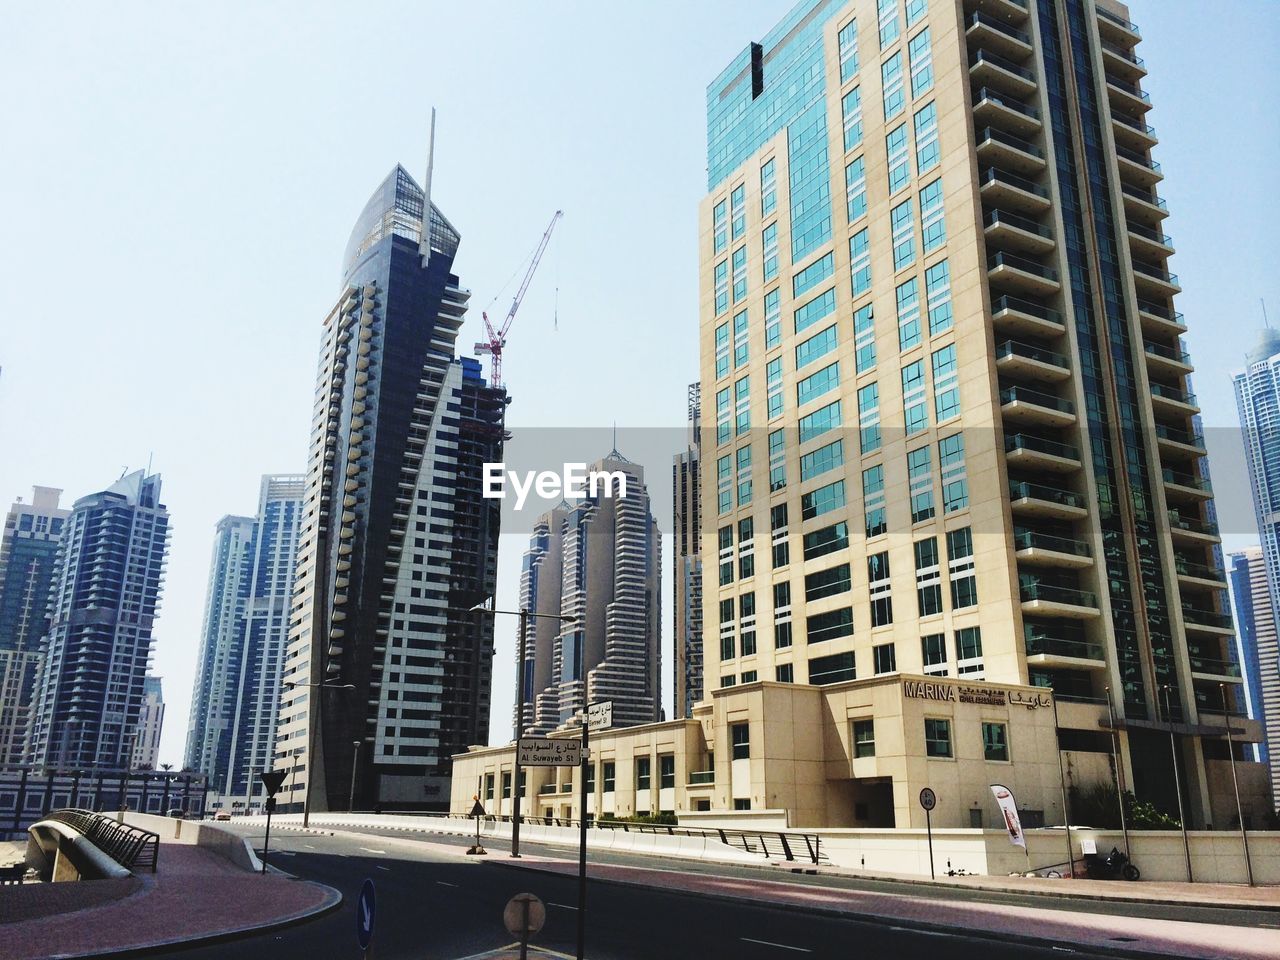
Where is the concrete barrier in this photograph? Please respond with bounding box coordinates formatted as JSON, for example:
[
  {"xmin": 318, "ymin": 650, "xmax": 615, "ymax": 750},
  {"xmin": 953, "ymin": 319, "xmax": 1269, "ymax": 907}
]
[
  {"xmin": 25, "ymin": 821, "xmax": 132, "ymax": 882},
  {"xmin": 123, "ymin": 813, "xmax": 261, "ymax": 873}
]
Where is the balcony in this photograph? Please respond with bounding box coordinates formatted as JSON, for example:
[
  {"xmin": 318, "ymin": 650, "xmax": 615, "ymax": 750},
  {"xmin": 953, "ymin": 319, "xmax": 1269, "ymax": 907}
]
[
  {"xmin": 970, "ymin": 49, "xmax": 1037, "ymax": 97},
  {"xmin": 1009, "ymin": 481, "xmax": 1088, "ymax": 520},
  {"xmin": 1112, "ymin": 112, "xmax": 1158, "ymax": 150},
  {"xmin": 1143, "ymin": 339, "xmax": 1193, "ymax": 376},
  {"xmin": 1000, "ymin": 385, "xmax": 1076, "ymax": 427},
  {"xmin": 1121, "ymin": 184, "xmax": 1169, "ymax": 224},
  {"xmin": 1132, "ymin": 261, "xmax": 1182, "ymax": 298},
  {"xmin": 1167, "ymin": 510, "xmax": 1221, "ymax": 544},
  {"xmin": 996, "ymin": 339, "xmax": 1071, "ymax": 382},
  {"xmin": 1005, "ymin": 433, "xmax": 1081, "ymax": 472},
  {"xmin": 973, "ymin": 87, "xmax": 1041, "ymax": 137},
  {"xmin": 1149, "ymin": 382, "xmax": 1199, "ymax": 415},
  {"xmin": 1188, "ymin": 654, "xmax": 1243, "ymax": 683},
  {"xmin": 1097, "ymin": 6, "xmax": 1141, "ymax": 44},
  {"xmin": 1014, "ymin": 529, "xmax": 1093, "ymax": 569},
  {"xmin": 1128, "ymin": 223, "xmax": 1175, "ymax": 261},
  {"xmin": 1020, "ymin": 581, "xmax": 1100, "ymax": 619},
  {"xmin": 966, "ymin": 10, "xmax": 1033, "ymax": 58},
  {"xmin": 1025, "ymin": 633, "xmax": 1107, "ymax": 670},
  {"xmin": 976, "ymin": 126, "xmax": 1045, "ymax": 175},
  {"xmin": 985, "ymin": 209, "xmax": 1055, "ymax": 256},
  {"xmin": 979, "ymin": 167, "xmax": 1052, "ymax": 215},
  {"xmin": 1101, "ymin": 40, "xmax": 1146, "ymax": 81},
  {"xmin": 1107, "ymin": 76, "xmax": 1152, "ymax": 116},
  {"xmin": 1161, "ymin": 468, "xmax": 1212, "ymax": 503},
  {"xmin": 1181, "ymin": 606, "xmax": 1233, "ymax": 636},
  {"xmin": 1154, "ymin": 422, "xmax": 1206, "ymax": 458},
  {"xmin": 1114, "ymin": 145, "xmax": 1163, "ymax": 187},
  {"xmin": 989, "ymin": 251, "xmax": 1060, "ymax": 297},
  {"xmin": 687, "ymin": 770, "xmax": 715, "ymax": 786},
  {"xmin": 1175, "ymin": 557, "xmax": 1227, "ymax": 589},
  {"xmin": 991, "ymin": 294, "xmax": 1065, "ymax": 338}
]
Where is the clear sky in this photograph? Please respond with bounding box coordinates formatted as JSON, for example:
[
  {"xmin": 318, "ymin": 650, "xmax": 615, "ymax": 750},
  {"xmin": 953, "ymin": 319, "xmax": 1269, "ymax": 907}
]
[{"xmin": 1, "ymin": 1, "xmax": 1276, "ymax": 769}]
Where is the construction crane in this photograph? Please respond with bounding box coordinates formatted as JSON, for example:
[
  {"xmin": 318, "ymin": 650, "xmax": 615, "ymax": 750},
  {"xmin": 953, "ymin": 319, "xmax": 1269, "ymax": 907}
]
[{"xmin": 475, "ymin": 210, "xmax": 563, "ymax": 388}]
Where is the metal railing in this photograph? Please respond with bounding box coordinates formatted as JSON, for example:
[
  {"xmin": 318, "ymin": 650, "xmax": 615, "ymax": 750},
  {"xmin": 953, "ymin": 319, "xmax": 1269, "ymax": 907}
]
[
  {"xmin": 42, "ymin": 808, "xmax": 159, "ymax": 873},
  {"xmin": 991, "ymin": 294, "xmax": 1062, "ymax": 325},
  {"xmin": 1009, "ymin": 481, "xmax": 1084, "ymax": 509},
  {"xmin": 976, "ymin": 126, "xmax": 1042, "ymax": 159}
]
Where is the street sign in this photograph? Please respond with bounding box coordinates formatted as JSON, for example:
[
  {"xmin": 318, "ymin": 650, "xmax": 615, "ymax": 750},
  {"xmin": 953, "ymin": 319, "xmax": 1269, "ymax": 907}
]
[
  {"xmin": 469, "ymin": 797, "xmax": 486, "ymax": 818},
  {"xmin": 259, "ymin": 769, "xmax": 287, "ymax": 796},
  {"xmin": 919, "ymin": 787, "xmax": 937, "ymax": 811},
  {"xmin": 518, "ymin": 737, "xmax": 581, "ymax": 767},
  {"xmin": 503, "ymin": 892, "xmax": 546, "ymax": 937},
  {"xmin": 587, "ymin": 700, "xmax": 613, "ymax": 730},
  {"xmin": 356, "ymin": 878, "xmax": 376, "ymax": 951},
  {"xmin": 920, "ymin": 787, "xmax": 937, "ymax": 880}
]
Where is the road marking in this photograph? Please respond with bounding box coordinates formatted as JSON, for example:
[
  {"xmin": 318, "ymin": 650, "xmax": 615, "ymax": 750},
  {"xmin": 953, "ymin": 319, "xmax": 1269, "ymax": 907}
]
[
  {"xmin": 436, "ymin": 881, "xmax": 458, "ymax": 887},
  {"xmin": 740, "ymin": 938, "xmax": 811, "ymax": 953},
  {"xmin": 889, "ymin": 928, "xmax": 949, "ymax": 938},
  {"xmin": 376, "ymin": 865, "xmax": 391, "ymax": 872},
  {"xmin": 303, "ymin": 844, "xmax": 316, "ymax": 849},
  {"xmin": 549, "ymin": 902, "xmax": 578, "ymax": 910},
  {"xmin": 359, "ymin": 847, "xmax": 387, "ymax": 854}
]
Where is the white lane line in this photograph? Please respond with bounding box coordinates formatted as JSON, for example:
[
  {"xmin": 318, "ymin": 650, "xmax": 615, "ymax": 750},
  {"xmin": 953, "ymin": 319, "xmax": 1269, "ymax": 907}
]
[
  {"xmin": 889, "ymin": 928, "xmax": 949, "ymax": 938},
  {"xmin": 359, "ymin": 847, "xmax": 387, "ymax": 854},
  {"xmin": 740, "ymin": 938, "xmax": 812, "ymax": 953},
  {"xmin": 436, "ymin": 881, "xmax": 458, "ymax": 887},
  {"xmin": 376, "ymin": 865, "xmax": 391, "ymax": 872},
  {"xmin": 303, "ymin": 844, "xmax": 316, "ymax": 849},
  {"xmin": 548, "ymin": 903, "xmax": 578, "ymax": 910}
]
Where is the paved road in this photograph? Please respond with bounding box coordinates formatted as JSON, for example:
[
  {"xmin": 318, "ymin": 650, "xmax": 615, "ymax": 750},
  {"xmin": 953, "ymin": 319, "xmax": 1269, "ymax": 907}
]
[{"xmin": 138, "ymin": 825, "xmax": 1168, "ymax": 960}]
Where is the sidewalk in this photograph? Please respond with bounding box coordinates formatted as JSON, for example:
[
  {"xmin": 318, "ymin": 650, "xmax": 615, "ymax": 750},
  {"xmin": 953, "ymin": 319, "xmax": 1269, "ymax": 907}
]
[
  {"xmin": 0, "ymin": 836, "xmax": 340, "ymax": 959},
  {"xmin": 489, "ymin": 851, "xmax": 1280, "ymax": 960}
]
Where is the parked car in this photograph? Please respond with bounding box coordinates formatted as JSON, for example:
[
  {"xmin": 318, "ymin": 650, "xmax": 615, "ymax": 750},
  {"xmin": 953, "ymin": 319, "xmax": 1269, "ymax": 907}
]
[
  {"xmin": 166, "ymin": 808, "xmax": 185, "ymax": 818},
  {"xmin": 214, "ymin": 810, "xmax": 232, "ymax": 821}
]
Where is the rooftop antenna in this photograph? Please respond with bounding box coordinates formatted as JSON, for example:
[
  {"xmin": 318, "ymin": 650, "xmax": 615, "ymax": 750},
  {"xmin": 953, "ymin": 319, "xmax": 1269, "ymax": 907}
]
[
  {"xmin": 420, "ymin": 107, "xmax": 437, "ymax": 258},
  {"xmin": 1263, "ymin": 298, "xmax": 1270, "ymax": 330}
]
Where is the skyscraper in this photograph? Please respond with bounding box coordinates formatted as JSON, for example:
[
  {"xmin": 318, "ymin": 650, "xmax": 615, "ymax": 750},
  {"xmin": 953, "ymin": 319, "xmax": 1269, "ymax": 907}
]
[
  {"xmin": 275, "ymin": 160, "xmax": 505, "ymax": 812},
  {"xmin": 523, "ymin": 452, "xmax": 662, "ymax": 733},
  {"xmin": 27, "ymin": 471, "xmax": 170, "ymax": 770},
  {"xmin": 674, "ymin": 384, "xmax": 704, "ymax": 719},
  {"xmin": 1227, "ymin": 549, "xmax": 1275, "ymax": 771},
  {"xmin": 698, "ymin": 0, "xmax": 1260, "ymax": 826},
  {"xmin": 0, "ymin": 487, "xmax": 69, "ymax": 766},
  {"xmin": 132, "ymin": 675, "xmax": 165, "ymax": 770},
  {"xmin": 186, "ymin": 476, "xmax": 303, "ymax": 805}
]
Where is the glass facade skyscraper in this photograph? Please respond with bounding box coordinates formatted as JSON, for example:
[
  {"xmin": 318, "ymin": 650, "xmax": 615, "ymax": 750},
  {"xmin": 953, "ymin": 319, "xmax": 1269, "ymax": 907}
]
[{"xmin": 275, "ymin": 162, "xmax": 506, "ymax": 812}]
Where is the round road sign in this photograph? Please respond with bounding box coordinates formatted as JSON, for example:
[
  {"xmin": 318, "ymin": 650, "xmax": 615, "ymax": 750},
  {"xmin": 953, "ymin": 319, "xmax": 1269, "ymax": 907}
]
[
  {"xmin": 503, "ymin": 892, "xmax": 546, "ymax": 937},
  {"xmin": 356, "ymin": 878, "xmax": 376, "ymax": 950},
  {"xmin": 919, "ymin": 787, "xmax": 937, "ymax": 811}
]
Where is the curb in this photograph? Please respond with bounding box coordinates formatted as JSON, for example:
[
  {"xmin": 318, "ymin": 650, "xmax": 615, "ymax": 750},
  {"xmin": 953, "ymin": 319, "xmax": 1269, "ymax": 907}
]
[{"xmin": 485, "ymin": 858, "xmax": 1259, "ymax": 960}]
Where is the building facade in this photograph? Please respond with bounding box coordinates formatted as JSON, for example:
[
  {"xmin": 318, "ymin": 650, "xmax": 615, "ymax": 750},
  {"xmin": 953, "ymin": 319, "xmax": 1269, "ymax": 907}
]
[
  {"xmin": 186, "ymin": 476, "xmax": 303, "ymax": 805},
  {"xmin": 523, "ymin": 452, "xmax": 662, "ymax": 734},
  {"xmin": 674, "ymin": 384, "xmax": 704, "ymax": 719},
  {"xmin": 131, "ymin": 676, "xmax": 164, "ymax": 770},
  {"xmin": 687, "ymin": 0, "xmax": 1262, "ymax": 830},
  {"xmin": 275, "ymin": 163, "xmax": 505, "ymax": 812},
  {"xmin": 0, "ymin": 487, "xmax": 69, "ymax": 767},
  {"xmin": 27, "ymin": 471, "xmax": 171, "ymax": 770},
  {"xmin": 1228, "ymin": 549, "xmax": 1275, "ymax": 771}
]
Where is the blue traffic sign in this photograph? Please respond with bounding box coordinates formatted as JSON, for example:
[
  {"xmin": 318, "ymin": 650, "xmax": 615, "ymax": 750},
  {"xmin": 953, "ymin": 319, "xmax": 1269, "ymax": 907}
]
[{"xmin": 356, "ymin": 878, "xmax": 376, "ymax": 950}]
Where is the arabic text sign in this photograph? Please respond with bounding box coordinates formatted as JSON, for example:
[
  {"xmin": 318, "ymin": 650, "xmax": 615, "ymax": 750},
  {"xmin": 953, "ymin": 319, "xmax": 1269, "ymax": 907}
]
[
  {"xmin": 518, "ymin": 737, "xmax": 582, "ymax": 767},
  {"xmin": 587, "ymin": 700, "xmax": 613, "ymax": 730}
]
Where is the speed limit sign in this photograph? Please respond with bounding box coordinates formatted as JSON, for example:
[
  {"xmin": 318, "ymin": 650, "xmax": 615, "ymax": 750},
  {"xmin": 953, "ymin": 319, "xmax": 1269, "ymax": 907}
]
[{"xmin": 919, "ymin": 787, "xmax": 937, "ymax": 811}]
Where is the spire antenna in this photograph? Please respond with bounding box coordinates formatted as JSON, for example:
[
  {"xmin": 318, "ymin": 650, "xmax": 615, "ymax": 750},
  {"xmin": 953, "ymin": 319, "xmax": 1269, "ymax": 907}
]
[
  {"xmin": 1263, "ymin": 298, "xmax": 1270, "ymax": 330},
  {"xmin": 420, "ymin": 108, "xmax": 437, "ymax": 255}
]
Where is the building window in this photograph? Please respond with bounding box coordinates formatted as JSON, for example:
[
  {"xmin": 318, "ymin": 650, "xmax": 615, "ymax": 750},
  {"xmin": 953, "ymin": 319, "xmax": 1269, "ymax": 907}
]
[
  {"xmin": 925, "ymin": 718, "xmax": 952, "ymax": 758},
  {"xmin": 921, "ymin": 633, "xmax": 947, "ymax": 674},
  {"xmin": 660, "ymin": 757, "xmax": 680, "ymax": 788},
  {"xmin": 715, "ymin": 322, "xmax": 730, "ymax": 380},
  {"xmin": 721, "ymin": 675, "xmax": 737, "ymax": 688},
  {"xmin": 908, "ymin": 28, "xmax": 932, "ymax": 97},
  {"xmin": 842, "ymin": 86, "xmax": 863, "ymax": 151},
  {"xmin": 794, "ymin": 252, "xmax": 835, "ymax": 299},
  {"xmin": 485, "ymin": 773, "xmax": 495, "ymax": 801},
  {"xmin": 805, "ymin": 562, "xmax": 852, "ymax": 602},
  {"xmin": 887, "ymin": 125, "xmax": 911, "ymax": 195},
  {"xmin": 800, "ymin": 477, "xmax": 845, "ymax": 521},
  {"xmin": 877, "ymin": 0, "xmax": 900, "ymax": 48},
  {"xmin": 902, "ymin": 360, "xmax": 928, "ymax": 435},
  {"xmin": 947, "ymin": 527, "xmax": 977, "ymax": 608},
  {"xmin": 519, "ymin": 772, "xmax": 527, "ymax": 797},
  {"xmin": 849, "ymin": 227, "xmax": 871, "ymax": 296},
  {"xmin": 807, "ymin": 607, "xmax": 855, "ymax": 644},
  {"xmin": 890, "ymin": 197, "xmax": 914, "ymax": 268},
  {"xmin": 731, "ymin": 183, "xmax": 746, "ymax": 240},
  {"xmin": 586, "ymin": 763, "xmax": 596, "ymax": 794},
  {"xmin": 770, "ymin": 504, "xmax": 790, "ymax": 568},
  {"xmin": 763, "ymin": 222, "xmax": 778, "ymax": 283},
  {"xmin": 925, "ymin": 258, "xmax": 952, "ymax": 333},
  {"xmin": 983, "ymin": 722, "xmax": 1009, "ymax": 762},
  {"xmin": 939, "ymin": 433, "xmax": 968, "ymax": 512},
  {"xmin": 734, "ymin": 798, "xmax": 752, "ymax": 811},
  {"xmin": 765, "ymin": 358, "xmax": 784, "ymax": 422},
  {"xmin": 768, "ymin": 428, "xmax": 787, "ymax": 491},
  {"xmin": 882, "ymin": 50, "xmax": 904, "ymax": 121},
  {"xmin": 716, "ymin": 387, "xmax": 731, "ymax": 445},
  {"xmin": 798, "ymin": 399, "xmax": 841, "ymax": 446},
  {"xmin": 761, "ymin": 158, "xmax": 777, "ymax": 217},
  {"xmin": 741, "ymin": 670, "xmax": 758, "ymax": 683},
  {"xmin": 915, "ymin": 537, "xmax": 943, "ymax": 617},
  {"xmin": 604, "ymin": 762, "xmax": 616, "ymax": 792},
  {"xmin": 810, "ymin": 651, "xmax": 856, "ymax": 685},
  {"xmin": 896, "ymin": 276, "xmax": 920, "ymax": 350},
  {"xmin": 873, "ymin": 642, "xmax": 897, "ymax": 674},
  {"xmin": 868, "ymin": 551, "xmax": 892, "ymax": 627},
  {"xmin": 796, "ymin": 325, "xmax": 839, "ymax": 371},
  {"xmin": 858, "ymin": 382, "xmax": 881, "ymax": 453},
  {"xmin": 734, "ymin": 375, "xmax": 750, "ymax": 436},
  {"xmin": 738, "ymin": 517, "xmax": 755, "ymax": 579},
  {"xmin": 776, "ymin": 662, "xmax": 794, "ymax": 683},
  {"xmin": 733, "ymin": 310, "xmax": 750, "ymax": 369},
  {"xmin": 718, "ymin": 525, "xmax": 734, "ymax": 586},
  {"xmin": 731, "ymin": 724, "xmax": 750, "ymax": 761},
  {"xmin": 736, "ymin": 445, "xmax": 752, "ymax": 506},
  {"xmin": 732, "ymin": 246, "xmax": 748, "ymax": 303},
  {"xmin": 863, "ymin": 465, "xmax": 887, "ymax": 538},
  {"xmin": 794, "ymin": 287, "xmax": 837, "ymax": 335},
  {"xmin": 773, "ymin": 580, "xmax": 793, "ymax": 648},
  {"xmin": 502, "ymin": 772, "xmax": 512, "ymax": 799},
  {"xmin": 715, "ymin": 260, "xmax": 728, "ymax": 315},
  {"xmin": 838, "ymin": 18, "xmax": 859, "ymax": 83},
  {"xmin": 846, "ymin": 156, "xmax": 867, "ymax": 223},
  {"xmin": 636, "ymin": 756, "xmax": 651, "ymax": 790},
  {"xmin": 908, "ymin": 445, "xmax": 934, "ymax": 523},
  {"xmin": 914, "ymin": 102, "xmax": 939, "ymax": 174},
  {"xmin": 931, "ymin": 344, "xmax": 959, "ymax": 422},
  {"xmin": 803, "ymin": 522, "xmax": 849, "ymax": 561},
  {"xmin": 956, "ymin": 625, "xmax": 984, "ymax": 676},
  {"xmin": 854, "ymin": 719, "xmax": 876, "ymax": 758},
  {"xmin": 764, "ymin": 288, "xmax": 781, "ymax": 349},
  {"xmin": 797, "ymin": 361, "xmax": 840, "ymax": 407},
  {"xmin": 719, "ymin": 597, "xmax": 735, "ymax": 661},
  {"xmin": 799, "ymin": 439, "xmax": 843, "ymax": 483},
  {"xmin": 713, "ymin": 200, "xmax": 727, "ymax": 254},
  {"xmin": 854, "ymin": 303, "xmax": 876, "ymax": 373},
  {"xmin": 919, "ymin": 177, "xmax": 945, "ymax": 252},
  {"xmin": 905, "ymin": 0, "xmax": 925, "ymax": 26},
  {"xmin": 740, "ymin": 592, "xmax": 757, "ymax": 656}
]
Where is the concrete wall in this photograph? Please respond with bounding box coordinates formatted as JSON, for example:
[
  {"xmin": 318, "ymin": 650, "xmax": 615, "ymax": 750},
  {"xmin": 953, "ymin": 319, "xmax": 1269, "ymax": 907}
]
[{"xmin": 122, "ymin": 813, "xmax": 260, "ymax": 872}]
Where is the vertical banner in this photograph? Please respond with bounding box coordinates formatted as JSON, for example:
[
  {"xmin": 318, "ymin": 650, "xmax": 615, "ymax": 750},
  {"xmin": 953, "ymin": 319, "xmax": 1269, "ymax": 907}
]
[{"xmin": 990, "ymin": 783, "xmax": 1026, "ymax": 849}]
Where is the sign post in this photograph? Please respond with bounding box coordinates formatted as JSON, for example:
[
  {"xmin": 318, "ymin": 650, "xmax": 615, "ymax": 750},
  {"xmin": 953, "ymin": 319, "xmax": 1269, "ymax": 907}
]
[
  {"xmin": 919, "ymin": 787, "xmax": 937, "ymax": 879},
  {"xmin": 467, "ymin": 796, "xmax": 487, "ymax": 856},
  {"xmin": 258, "ymin": 769, "xmax": 288, "ymax": 875},
  {"xmin": 503, "ymin": 892, "xmax": 545, "ymax": 960},
  {"xmin": 356, "ymin": 878, "xmax": 376, "ymax": 958}
]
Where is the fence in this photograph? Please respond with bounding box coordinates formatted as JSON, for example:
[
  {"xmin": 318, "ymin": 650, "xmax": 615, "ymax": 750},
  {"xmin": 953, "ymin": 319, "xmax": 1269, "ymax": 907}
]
[{"xmin": 42, "ymin": 808, "xmax": 159, "ymax": 873}]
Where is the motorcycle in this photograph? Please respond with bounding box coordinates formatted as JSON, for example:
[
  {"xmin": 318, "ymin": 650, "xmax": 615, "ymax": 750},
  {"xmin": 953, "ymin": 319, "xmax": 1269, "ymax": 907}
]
[{"xmin": 1085, "ymin": 846, "xmax": 1141, "ymax": 881}]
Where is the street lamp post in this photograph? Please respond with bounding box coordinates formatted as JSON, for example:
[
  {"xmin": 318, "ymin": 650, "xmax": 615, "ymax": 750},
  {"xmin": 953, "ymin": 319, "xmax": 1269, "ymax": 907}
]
[
  {"xmin": 1161, "ymin": 684, "xmax": 1193, "ymax": 882},
  {"xmin": 284, "ymin": 681, "xmax": 355, "ymax": 829},
  {"xmin": 1219, "ymin": 683, "xmax": 1254, "ymax": 886},
  {"xmin": 1104, "ymin": 686, "xmax": 1131, "ymax": 859},
  {"xmin": 349, "ymin": 740, "xmax": 362, "ymax": 812},
  {"xmin": 470, "ymin": 602, "xmax": 577, "ymax": 858}
]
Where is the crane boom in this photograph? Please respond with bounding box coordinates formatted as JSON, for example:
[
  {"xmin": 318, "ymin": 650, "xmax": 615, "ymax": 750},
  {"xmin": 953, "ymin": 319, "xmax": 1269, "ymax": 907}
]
[{"xmin": 476, "ymin": 209, "xmax": 563, "ymax": 388}]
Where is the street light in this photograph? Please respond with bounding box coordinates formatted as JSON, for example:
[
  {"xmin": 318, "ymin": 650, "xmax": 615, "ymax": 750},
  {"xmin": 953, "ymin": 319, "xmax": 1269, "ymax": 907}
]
[
  {"xmin": 1218, "ymin": 682, "xmax": 1254, "ymax": 886},
  {"xmin": 284, "ymin": 680, "xmax": 356, "ymax": 828},
  {"xmin": 1161, "ymin": 684, "xmax": 1193, "ymax": 882},
  {"xmin": 470, "ymin": 600, "xmax": 578, "ymax": 858},
  {"xmin": 349, "ymin": 740, "xmax": 362, "ymax": 812}
]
